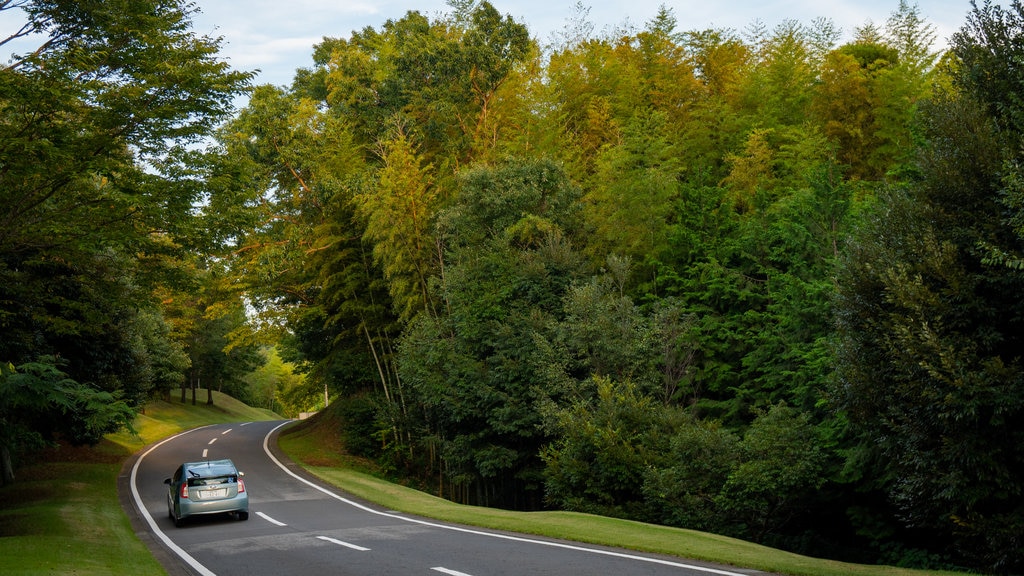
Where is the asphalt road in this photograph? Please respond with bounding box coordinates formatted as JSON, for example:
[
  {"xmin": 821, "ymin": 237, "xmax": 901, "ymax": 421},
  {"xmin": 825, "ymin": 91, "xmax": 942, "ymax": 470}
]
[{"xmin": 119, "ymin": 420, "xmax": 771, "ymax": 576}]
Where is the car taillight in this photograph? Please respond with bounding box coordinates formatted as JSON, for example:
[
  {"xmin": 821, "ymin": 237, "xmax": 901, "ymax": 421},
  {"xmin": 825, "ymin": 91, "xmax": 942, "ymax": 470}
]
[
  {"xmin": 180, "ymin": 482, "xmax": 189, "ymax": 499},
  {"xmin": 237, "ymin": 478, "xmax": 245, "ymax": 493}
]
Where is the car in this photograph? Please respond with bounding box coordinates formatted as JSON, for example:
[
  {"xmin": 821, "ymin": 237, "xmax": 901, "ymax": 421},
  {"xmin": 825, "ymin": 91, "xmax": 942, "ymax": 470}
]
[{"xmin": 165, "ymin": 458, "xmax": 249, "ymax": 527}]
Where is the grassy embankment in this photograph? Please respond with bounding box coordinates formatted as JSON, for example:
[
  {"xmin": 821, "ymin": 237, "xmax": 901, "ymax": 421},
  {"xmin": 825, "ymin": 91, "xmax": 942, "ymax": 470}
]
[
  {"xmin": 0, "ymin": 391, "xmax": 278, "ymax": 576},
  {"xmin": 0, "ymin": 391, "xmax": 967, "ymax": 576}
]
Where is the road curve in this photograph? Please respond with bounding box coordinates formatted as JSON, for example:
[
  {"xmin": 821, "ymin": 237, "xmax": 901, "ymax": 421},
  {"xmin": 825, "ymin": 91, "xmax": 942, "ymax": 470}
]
[{"xmin": 118, "ymin": 420, "xmax": 772, "ymax": 576}]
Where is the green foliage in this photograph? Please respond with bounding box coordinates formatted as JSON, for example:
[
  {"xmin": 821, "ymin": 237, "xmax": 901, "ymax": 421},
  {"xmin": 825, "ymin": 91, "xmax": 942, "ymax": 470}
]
[
  {"xmin": 0, "ymin": 358, "xmax": 134, "ymax": 485},
  {"xmin": 243, "ymin": 347, "xmax": 304, "ymax": 416},
  {"xmin": 188, "ymin": 294, "xmax": 264, "ymax": 404},
  {"xmin": 833, "ymin": 34, "xmax": 1024, "ymax": 566},
  {"xmin": 641, "ymin": 417, "xmax": 740, "ymax": 530},
  {"xmin": 544, "ymin": 389, "xmax": 830, "ymax": 542},
  {"xmin": 952, "ymin": 0, "xmax": 1024, "ymax": 141},
  {"xmin": 715, "ymin": 405, "xmax": 828, "ymax": 541},
  {"xmin": 541, "ymin": 377, "xmax": 670, "ymax": 518},
  {"xmin": 358, "ymin": 129, "xmax": 439, "ymax": 321},
  {"xmin": 391, "ymin": 159, "xmax": 586, "ymax": 508}
]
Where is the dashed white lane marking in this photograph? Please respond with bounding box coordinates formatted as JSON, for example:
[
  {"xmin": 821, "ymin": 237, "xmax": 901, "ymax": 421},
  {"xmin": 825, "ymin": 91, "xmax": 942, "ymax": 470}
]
[
  {"xmin": 222, "ymin": 429, "xmax": 232, "ymax": 435},
  {"xmin": 202, "ymin": 449, "xmax": 208, "ymax": 458},
  {"xmin": 317, "ymin": 536, "xmax": 370, "ymax": 551},
  {"xmin": 257, "ymin": 511, "xmax": 287, "ymax": 526},
  {"xmin": 432, "ymin": 568, "xmax": 474, "ymax": 576},
  {"xmin": 207, "ymin": 437, "xmax": 217, "ymax": 445}
]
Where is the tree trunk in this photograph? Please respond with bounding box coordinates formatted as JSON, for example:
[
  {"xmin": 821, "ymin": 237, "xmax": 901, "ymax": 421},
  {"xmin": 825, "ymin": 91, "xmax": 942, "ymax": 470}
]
[
  {"xmin": 206, "ymin": 386, "xmax": 213, "ymax": 406},
  {"xmin": 1, "ymin": 443, "xmax": 15, "ymax": 487}
]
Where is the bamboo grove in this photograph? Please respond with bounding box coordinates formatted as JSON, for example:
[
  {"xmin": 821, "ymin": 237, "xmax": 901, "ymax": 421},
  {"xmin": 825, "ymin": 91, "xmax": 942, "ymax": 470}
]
[{"xmin": 4, "ymin": 0, "xmax": 1024, "ymax": 572}]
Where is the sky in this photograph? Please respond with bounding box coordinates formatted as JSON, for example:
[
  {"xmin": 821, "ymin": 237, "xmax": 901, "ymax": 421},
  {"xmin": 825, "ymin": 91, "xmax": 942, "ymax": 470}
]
[{"xmin": 187, "ymin": 0, "xmax": 973, "ymax": 90}]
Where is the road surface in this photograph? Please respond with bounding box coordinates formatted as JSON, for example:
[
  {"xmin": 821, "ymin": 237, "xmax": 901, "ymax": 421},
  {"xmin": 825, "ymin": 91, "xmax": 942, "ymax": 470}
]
[{"xmin": 119, "ymin": 420, "xmax": 771, "ymax": 576}]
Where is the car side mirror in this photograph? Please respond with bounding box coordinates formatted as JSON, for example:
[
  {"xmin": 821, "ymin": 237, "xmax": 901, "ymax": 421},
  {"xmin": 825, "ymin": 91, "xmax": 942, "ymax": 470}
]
[{"xmin": 164, "ymin": 478, "xmax": 172, "ymax": 485}]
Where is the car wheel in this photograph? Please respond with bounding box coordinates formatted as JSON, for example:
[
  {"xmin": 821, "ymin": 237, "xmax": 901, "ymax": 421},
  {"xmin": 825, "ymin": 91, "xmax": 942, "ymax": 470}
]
[{"xmin": 237, "ymin": 511, "xmax": 249, "ymax": 521}]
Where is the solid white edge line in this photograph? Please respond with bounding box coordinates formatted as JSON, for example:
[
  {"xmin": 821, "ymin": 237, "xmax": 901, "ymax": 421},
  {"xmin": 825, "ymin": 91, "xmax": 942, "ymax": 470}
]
[
  {"xmin": 261, "ymin": 421, "xmax": 748, "ymax": 576},
  {"xmin": 316, "ymin": 535, "xmax": 371, "ymax": 551},
  {"xmin": 256, "ymin": 511, "xmax": 287, "ymax": 526},
  {"xmin": 130, "ymin": 425, "xmax": 217, "ymax": 576}
]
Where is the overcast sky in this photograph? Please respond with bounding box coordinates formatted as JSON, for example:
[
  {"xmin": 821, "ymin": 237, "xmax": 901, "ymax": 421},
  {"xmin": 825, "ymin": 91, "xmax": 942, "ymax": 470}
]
[
  {"xmin": 188, "ymin": 0, "xmax": 972, "ymax": 89},
  {"xmin": 0, "ymin": 1, "xmax": 973, "ymax": 96}
]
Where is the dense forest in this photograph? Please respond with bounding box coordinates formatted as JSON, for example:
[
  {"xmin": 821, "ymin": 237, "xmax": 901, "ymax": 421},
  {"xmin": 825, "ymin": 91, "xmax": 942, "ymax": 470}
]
[{"xmin": 3, "ymin": 0, "xmax": 1024, "ymax": 572}]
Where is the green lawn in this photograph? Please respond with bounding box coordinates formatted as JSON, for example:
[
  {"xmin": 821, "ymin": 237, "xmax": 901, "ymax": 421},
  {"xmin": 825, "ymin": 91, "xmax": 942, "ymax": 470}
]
[{"xmin": 0, "ymin": 391, "xmax": 968, "ymax": 576}]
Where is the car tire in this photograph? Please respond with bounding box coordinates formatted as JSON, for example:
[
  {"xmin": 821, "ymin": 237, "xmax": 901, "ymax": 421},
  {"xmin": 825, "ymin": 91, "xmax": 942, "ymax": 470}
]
[{"xmin": 237, "ymin": 511, "xmax": 249, "ymax": 521}]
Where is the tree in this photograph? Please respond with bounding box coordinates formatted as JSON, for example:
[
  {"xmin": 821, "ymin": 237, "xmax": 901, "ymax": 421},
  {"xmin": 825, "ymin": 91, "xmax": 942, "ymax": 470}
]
[
  {"xmin": 394, "ymin": 159, "xmax": 585, "ymax": 508},
  {"xmin": 813, "ymin": 42, "xmax": 898, "ymax": 179},
  {"xmin": 1, "ymin": 358, "xmax": 134, "ymax": 486},
  {"xmin": 833, "ymin": 92, "xmax": 1024, "ymax": 572},
  {"xmin": 0, "ymin": 0, "xmax": 251, "ymax": 260},
  {"xmin": 584, "ymin": 111, "xmax": 680, "ymax": 267},
  {"xmin": 742, "ymin": 20, "xmax": 817, "ymax": 127},
  {"xmin": 540, "ymin": 376, "xmax": 672, "ymax": 518},
  {"xmin": 358, "ymin": 129, "xmax": 440, "ymax": 322},
  {"xmin": 0, "ymin": 0, "xmax": 251, "ymax": 482},
  {"xmin": 715, "ymin": 404, "xmax": 827, "ymax": 543},
  {"xmin": 320, "ymin": 1, "xmax": 532, "ymax": 171},
  {"xmin": 641, "ymin": 416, "xmax": 740, "ymax": 530},
  {"xmin": 953, "ymin": 0, "xmax": 1024, "ymax": 145},
  {"xmin": 187, "ymin": 294, "xmax": 264, "ymax": 406}
]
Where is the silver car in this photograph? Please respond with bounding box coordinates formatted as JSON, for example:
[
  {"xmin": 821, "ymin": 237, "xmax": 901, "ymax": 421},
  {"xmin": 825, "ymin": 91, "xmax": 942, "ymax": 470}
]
[{"xmin": 165, "ymin": 459, "xmax": 249, "ymax": 527}]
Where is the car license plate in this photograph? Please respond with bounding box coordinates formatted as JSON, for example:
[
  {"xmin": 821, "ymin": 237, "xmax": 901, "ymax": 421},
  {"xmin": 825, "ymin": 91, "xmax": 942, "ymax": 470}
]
[{"xmin": 199, "ymin": 489, "xmax": 227, "ymax": 499}]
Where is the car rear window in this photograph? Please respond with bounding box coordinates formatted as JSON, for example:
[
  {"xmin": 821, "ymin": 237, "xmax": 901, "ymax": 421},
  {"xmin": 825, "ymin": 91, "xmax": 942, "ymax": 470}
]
[{"xmin": 188, "ymin": 475, "xmax": 236, "ymax": 487}]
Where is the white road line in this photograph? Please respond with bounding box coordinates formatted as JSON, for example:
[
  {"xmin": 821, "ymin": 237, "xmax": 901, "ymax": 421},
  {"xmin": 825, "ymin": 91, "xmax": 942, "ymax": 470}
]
[
  {"xmin": 129, "ymin": 426, "xmax": 217, "ymax": 576},
  {"xmin": 262, "ymin": 421, "xmax": 749, "ymax": 576},
  {"xmin": 202, "ymin": 449, "xmax": 208, "ymax": 458},
  {"xmin": 257, "ymin": 511, "xmax": 287, "ymax": 526},
  {"xmin": 432, "ymin": 568, "xmax": 474, "ymax": 576},
  {"xmin": 222, "ymin": 428, "xmax": 232, "ymax": 435},
  {"xmin": 316, "ymin": 536, "xmax": 370, "ymax": 551},
  {"xmin": 208, "ymin": 438, "xmax": 217, "ymax": 445}
]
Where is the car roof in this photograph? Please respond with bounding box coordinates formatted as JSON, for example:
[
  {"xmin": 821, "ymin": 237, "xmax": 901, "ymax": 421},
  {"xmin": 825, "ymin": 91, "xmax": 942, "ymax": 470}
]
[{"xmin": 182, "ymin": 459, "xmax": 238, "ymax": 477}]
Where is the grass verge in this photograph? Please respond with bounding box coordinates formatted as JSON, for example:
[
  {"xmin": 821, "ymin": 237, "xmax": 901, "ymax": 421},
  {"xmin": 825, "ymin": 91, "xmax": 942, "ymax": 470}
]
[
  {"xmin": 277, "ymin": 412, "xmax": 968, "ymax": 576},
  {"xmin": 0, "ymin": 390, "xmax": 279, "ymax": 576}
]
